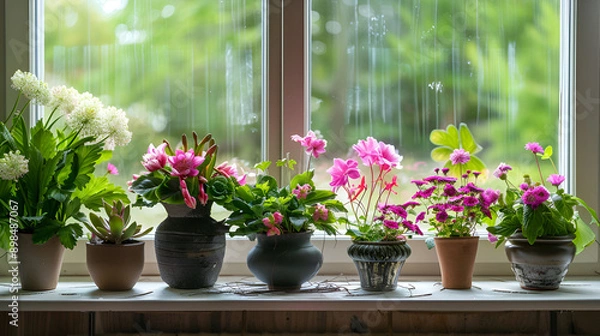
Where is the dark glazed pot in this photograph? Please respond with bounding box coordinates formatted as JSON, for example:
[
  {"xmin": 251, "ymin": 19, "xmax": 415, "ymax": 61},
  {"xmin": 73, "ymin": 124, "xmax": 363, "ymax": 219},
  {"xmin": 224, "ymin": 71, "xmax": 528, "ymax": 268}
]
[
  {"xmin": 17, "ymin": 233, "xmax": 65, "ymax": 291},
  {"xmin": 155, "ymin": 202, "xmax": 228, "ymax": 289},
  {"xmin": 505, "ymin": 232, "xmax": 576, "ymax": 290},
  {"xmin": 435, "ymin": 236, "xmax": 479, "ymax": 289},
  {"xmin": 246, "ymin": 232, "xmax": 323, "ymax": 290},
  {"xmin": 86, "ymin": 240, "xmax": 145, "ymax": 291},
  {"xmin": 347, "ymin": 240, "xmax": 412, "ymax": 291}
]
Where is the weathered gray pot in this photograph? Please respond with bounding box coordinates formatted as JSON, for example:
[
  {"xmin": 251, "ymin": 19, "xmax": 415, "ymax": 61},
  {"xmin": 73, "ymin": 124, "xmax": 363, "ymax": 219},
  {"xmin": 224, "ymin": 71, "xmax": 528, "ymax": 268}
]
[
  {"xmin": 347, "ymin": 240, "xmax": 412, "ymax": 291},
  {"xmin": 247, "ymin": 231, "xmax": 323, "ymax": 290},
  {"xmin": 505, "ymin": 233, "xmax": 576, "ymax": 290},
  {"xmin": 155, "ymin": 202, "xmax": 228, "ymax": 289}
]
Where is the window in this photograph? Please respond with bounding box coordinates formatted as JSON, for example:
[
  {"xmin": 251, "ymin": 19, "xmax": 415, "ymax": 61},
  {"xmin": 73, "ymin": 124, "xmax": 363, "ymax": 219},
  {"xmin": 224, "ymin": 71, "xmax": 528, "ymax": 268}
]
[{"xmin": 2, "ymin": 0, "xmax": 598, "ymax": 276}]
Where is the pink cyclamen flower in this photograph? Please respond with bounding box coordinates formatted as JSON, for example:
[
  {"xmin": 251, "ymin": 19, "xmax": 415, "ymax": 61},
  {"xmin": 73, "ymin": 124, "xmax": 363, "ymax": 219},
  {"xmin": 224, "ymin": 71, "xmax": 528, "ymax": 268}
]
[
  {"xmin": 180, "ymin": 179, "xmax": 197, "ymax": 209},
  {"xmin": 168, "ymin": 149, "xmax": 205, "ymax": 178},
  {"xmin": 215, "ymin": 161, "xmax": 247, "ymax": 185},
  {"xmin": 376, "ymin": 141, "xmax": 403, "ymax": 170},
  {"xmin": 547, "ymin": 174, "xmax": 565, "ymax": 187},
  {"xmin": 142, "ymin": 143, "xmax": 168, "ymax": 172},
  {"xmin": 522, "ymin": 186, "xmax": 550, "ymax": 209},
  {"xmin": 525, "ymin": 142, "xmax": 544, "ymax": 154},
  {"xmin": 293, "ymin": 184, "xmax": 312, "ymax": 200},
  {"xmin": 107, "ymin": 163, "xmax": 118, "ymax": 175},
  {"xmin": 449, "ymin": 148, "xmax": 471, "ymax": 165},
  {"xmin": 313, "ymin": 204, "xmax": 329, "ymax": 222},
  {"xmin": 352, "ymin": 137, "xmax": 380, "ymax": 166},
  {"xmin": 291, "ymin": 130, "xmax": 327, "ymax": 158},
  {"xmin": 327, "ymin": 158, "xmax": 361, "ymax": 192},
  {"xmin": 493, "ymin": 162, "xmax": 512, "ymax": 179}
]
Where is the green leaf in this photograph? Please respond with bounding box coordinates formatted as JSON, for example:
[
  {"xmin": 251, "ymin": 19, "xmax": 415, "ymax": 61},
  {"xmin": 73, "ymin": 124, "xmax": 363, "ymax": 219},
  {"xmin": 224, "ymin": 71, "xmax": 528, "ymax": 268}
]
[
  {"xmin": 56, "ymin": 223, "xmax": 84, "ymax": 250},
  {"xmin": 32, "ymin": 220, "xmax": 61, "ymax": 245},
  {"xmin": 552, "ymin": 194, "xmax": 574, "ymax": 221},
  {"xmin": 74, "ymin": 175, "xmax": 129, "ymax": 211},
  {"xmin": 522, "ymin": 205, "xmax": 545, "ymax": 244},
  {"xmin": 304, "ymin": 190, "xmax": 336, "ymax": 205},
  {"xmin": 289, "ymin": 216, "xmax": 307, "ymax": 230},
  {"xmin": 289, "ymin": 170, "xmax": 314, "ymax": 190},
  {"xmin": 459, "ymin": 123, "xmax": 482, "ymax": 154},
  {"xmin": 541, "ymin": 146, "xmax": 553, "ymax": 160},
  {"xmin": 430, "ymin": 147, "xmax": 453, "ymax": 162},
  {"xmin": 573, "ymin": 215, "xmax": 597, "ymax": 255},
  {"xmin": 11, "ymin": 116, "xmax": 29, "ymax": 154},
  {"xmin": 429, "ymin": 126, "xmax": 459, "ymax": 148},
  {"xmin": 254, "ymin": 161, "xmax": 271, "ymax": 172},
  {"xmin": 30, "ymin": 122, "xmax": 56, "ymax": 159}
]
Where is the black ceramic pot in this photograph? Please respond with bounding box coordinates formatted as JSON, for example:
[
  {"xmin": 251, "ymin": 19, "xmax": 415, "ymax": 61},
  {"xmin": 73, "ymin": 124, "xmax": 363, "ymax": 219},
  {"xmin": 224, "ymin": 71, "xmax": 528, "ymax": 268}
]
[
  {"xmin": 347, "ymin": 240, "xmax": 412, "ymax": 291},
  {"xmin": 246, "ymin": 231, "xmax": 323, "ymax": 290},
  {"xmin": 505, "ymin": 232, "xmax": 576, "ymax": 290},
  {"xmin": 155, "ymin": 202, "xmax": 228, "ymax": 289}
]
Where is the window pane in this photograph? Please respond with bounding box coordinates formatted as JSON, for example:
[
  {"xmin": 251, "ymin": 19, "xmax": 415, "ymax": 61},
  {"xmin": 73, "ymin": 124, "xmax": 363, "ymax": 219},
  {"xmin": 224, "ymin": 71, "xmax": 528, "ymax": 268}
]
[
  {"xmin": 44, "ymin": 0, "xmax": 263, "ymax": 221},
  {"xmin": 311, "ymin": 0, "xmax": 559, "ymax": 190}
]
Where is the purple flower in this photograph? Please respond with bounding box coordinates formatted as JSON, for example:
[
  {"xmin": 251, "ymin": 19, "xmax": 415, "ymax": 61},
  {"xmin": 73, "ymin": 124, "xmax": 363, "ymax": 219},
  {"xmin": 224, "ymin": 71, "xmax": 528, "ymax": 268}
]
[
  {"xmin": 402, "ymin": 201, "xmax": 420, "ymax": 208},
  {"xmin": 462, "ymin": 196, "xmax": 480, "ymax": 207},
  {"xmin": 520, "ymin": 183, "xmax": 531, "ymax": 191},
  {"xmin": 449, "ymin": 148, "xmax": 471, "ymax": 165},
  {"xmin": 443, "ymin": 183, "xmax": 458, "ymax": 197},
  {"xmin": 420, "ymin": 186, "xmax": 436, "ymax": 198},
  {"xmin": 411, "ymin": 179, "xmax": 428, "ymax": 186},
  {"xmin": 435, "ymin": 211, "xmax": 449, "ymax": 222},
  {"xmin": 383, "ymin": 220, "xmax": 399, "ymax": 230},
  {"xmin": 547, "ymin": 174, "xmax": 565, "ymax": 187},
  {"xmin": 402, "ymin": 220, "xmax": 423, "ymax": 235},
  {"xmin": 525, "ymin": 142, "xmax": 544, "ymax": 154},
  {"xmin": 480, "ymin": 189, "xmax": 500, "ymax": 206},
  {"xmin": 493, "ymin": 162, "xmax": 512, "ymax": 180},
  {"xmin": 415, "ymin": 212, "xmax": 425, "ymax": 223},
  {"xmin": 522, "ymin": 185, "xmax": 550, "ymax": 209},
  {"xmin": 449, "ymin": 205, "xmax": 464, "ymax": 212},
  {"xmin": 441, "ymin": 167, "xmax": 450, "ymax": 175},
  {"xmin": 388, "ymin": 205, "xmax": 408, "ymax": 219}
]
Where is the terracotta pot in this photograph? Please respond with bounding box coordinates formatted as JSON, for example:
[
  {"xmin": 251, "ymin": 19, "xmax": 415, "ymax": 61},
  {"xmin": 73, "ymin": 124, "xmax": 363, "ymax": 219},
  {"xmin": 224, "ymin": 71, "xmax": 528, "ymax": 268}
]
[
  {"xmin": 247, "ymin": 231, "xmax": 322, "ymax": 290},
  {"xmin": 435, "ymin": 236, "xmax": 479, "ymax": 289},
  {"xmin": 505, "ymin": 232, "xmax": 575, "ymax": 290},
  {"xmin": 86, "ymin": 240, "xmax": 145, "ymax": 291},
  {"xmin": 347, "ymin": 240, "xmax": 412, "ymax": 291},
  {"xmin": 17, "ymin": 233, "xmax": 65, "ymax": 291},
  {"xmin": 155, "ymin": 202, "xmax": 228, "ymax": 289}
]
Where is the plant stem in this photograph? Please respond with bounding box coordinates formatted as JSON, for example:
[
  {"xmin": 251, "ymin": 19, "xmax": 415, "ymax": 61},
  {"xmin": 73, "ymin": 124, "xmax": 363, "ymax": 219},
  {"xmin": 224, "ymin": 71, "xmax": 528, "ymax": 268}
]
[{"xmin": 534, "ymin": 155, "xmax": 545, "ymax": 186}]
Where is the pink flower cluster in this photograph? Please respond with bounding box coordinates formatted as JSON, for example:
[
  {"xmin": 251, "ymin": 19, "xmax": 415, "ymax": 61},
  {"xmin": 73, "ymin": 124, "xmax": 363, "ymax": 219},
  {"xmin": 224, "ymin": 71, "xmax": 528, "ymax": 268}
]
[
  {"xmin": 521, "ymin": 185, "xmax": 550, "ymax": 209},
  {"xmin": 291, "ymin": 131, "xmax": 327, "ymax": 159},
  {"xmin": 412, "ymin": 169, "xmax": 500, "ymax": 234},
  {"xmin": 262, "ymin": 212, "xmax": 284, "ymax": 236},
  {"xmin": 138, "ymin": 142, "xmax": 245, "ymax": 209},
  {"xmin": 376, "ymin": 203, "xmax": 425, "ymax": 236}
]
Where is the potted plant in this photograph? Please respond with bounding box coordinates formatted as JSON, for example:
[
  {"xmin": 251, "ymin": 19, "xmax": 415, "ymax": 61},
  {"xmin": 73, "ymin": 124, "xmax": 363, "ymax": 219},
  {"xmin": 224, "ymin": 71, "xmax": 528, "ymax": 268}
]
[
  {"xmin": 0, "ymin": 70, "xmax": 131, "ymax": 290},
  {"xmin": 410, "ymin": 124, "xmax": 499, "ymax": 289},
  {"xmin": 327, "ymin": 136, "xmax": 423, "ymax": 291},
  {"xmin": 220, "ymin": 131, "xmax": 345, "ymax": 290},
  {"xmin": 487, "ymin": 143, "xmax": 599, "ymax": 290},
  {"xmin": 130, "ymin": 132, "xmax": 243, "ymax": 289},
  {"xmin": 84, "ymin": 200, "xmax": 152, "ymax": 290}
]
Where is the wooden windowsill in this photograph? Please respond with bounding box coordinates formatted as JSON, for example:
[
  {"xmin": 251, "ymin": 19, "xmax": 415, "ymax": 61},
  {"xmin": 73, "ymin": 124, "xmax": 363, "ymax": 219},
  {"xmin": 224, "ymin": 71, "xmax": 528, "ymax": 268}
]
[{"xmin": 1, "ymin": 276, "xmax": 599, "ymax": 313}]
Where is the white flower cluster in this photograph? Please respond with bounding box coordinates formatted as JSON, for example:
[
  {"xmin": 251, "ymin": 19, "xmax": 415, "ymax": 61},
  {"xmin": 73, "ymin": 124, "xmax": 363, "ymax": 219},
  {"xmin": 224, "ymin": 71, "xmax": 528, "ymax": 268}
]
[
  {"xmin": 10, "ymin": 70, "xmax": 132, "ymax": 150},
  {"xmin": 10, "ymin": 70, "xmax": 50, "ymax": 105},
  {"xmin": 0, "ymin": 151, "xmax": 29, "ymax": 181}
]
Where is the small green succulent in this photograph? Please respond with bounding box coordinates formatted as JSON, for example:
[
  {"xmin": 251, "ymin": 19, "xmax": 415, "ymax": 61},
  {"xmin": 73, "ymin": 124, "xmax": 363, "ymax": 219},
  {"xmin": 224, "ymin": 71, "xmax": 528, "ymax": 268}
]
[{"xmin": 85, "ymin": 200, "xmax": 152, "ymax": 244}]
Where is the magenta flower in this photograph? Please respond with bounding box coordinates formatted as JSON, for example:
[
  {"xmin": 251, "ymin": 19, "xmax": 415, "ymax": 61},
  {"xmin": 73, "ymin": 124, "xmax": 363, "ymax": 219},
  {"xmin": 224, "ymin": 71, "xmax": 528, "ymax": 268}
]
[
  {"xmin": 107, "ymin": 163, "xmax": 119, "ymax": 175},
  {"xmin": 547, "ymin": 174, "xmax": 565, "ymax": 187},
  {"xmin": 435, "ymin": 211, "xmax": 449, "ymax": 222},
  {"xmin": 480, "ymin": 189, "xmax": 500, "ymax": 206},
  {"xmin": 462, "ymin": 196, "xmax": 480, "ymax": 207},
  {"xmin": 142, "ymin": 143, "xmax": 168, "ymax": 172},
  {"xmin": 198, "ymin": 183, "xmax": 209, "ymax": 206},
  {"xmin": 179, "ymin": 179, "xmax": 197, "ymax": 209},
  {"xmin": 493, "ymin": 162, "xmax": 512, "ymax": 179},
  {"xmin": 524, "ymin": 142, "xmax": 544, "ymax": 154},
  {"xmin": 262, "ymin": 211, "xmax": 284, "ymax": 236},
  {"xmin": 402, "ymin": 201, "xmax": 421, "ymax": 208},
  {"xmin": 522, "ymin": 186, "xmax": 550, "ymax": 209},
  {"xmin": 402, "ymin": 221, "xmax": 423, "ymax": 235},
  {"xmin": 215, "ymin": 161, "xmax": 247, "ymax": 185},
  {"xmin": 520, "ymin": 183, "xmax": 531, "ymax": 191},
  {"xmin": 352, "ymin": 137, "xmax": 379, "ymax": 166},
  {"xmin": 293, "ymin": 184, "xmax": 312, "ymax": 200},
  {"xmin": 383, "ymin": 175, "xmax": 399, "ymax": 192},
  {"xmin": 450, "ymin": 205, "xmax": 464, "ymax": 212},
  {"xmin": 168, "ymin": 149, "xmax": 204, "ymax": 178},
  {"xmin": 411, "ymin": 179, "xmax": 428, "ymax": 186},
  {"xmin": 327, "ymin": 158, "xmax": 361, "ymax": 192},
  {"xmin": 449, "ymin": 148, "xmax": 471, "ymax": 165},
  {"xmin": 384, "ymin": 220, "xmax": 399, "ymax": 229},
  {"xmin": 291, "ymin": 130, "xmax": 327, "ymax": 158},
  {"xmin": 443, "ymin": 184, "xmax": 458, "ymax": 197},
  {"xmin": 487, "ymin": 232, "xmax": 498, "ymax": 243},
  {"xmin": 313, "ymin": 204, "xmax": 329, "ymax": 222},
  {"xmin": 415, "ymin": 211, "xmax": 425, "ymax": 223}
]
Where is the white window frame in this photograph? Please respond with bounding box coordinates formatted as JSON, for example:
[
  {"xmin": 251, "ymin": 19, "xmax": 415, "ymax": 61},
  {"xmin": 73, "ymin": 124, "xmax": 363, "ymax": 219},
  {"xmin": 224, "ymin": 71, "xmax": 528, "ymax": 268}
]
[{"xmin": 1, "ymin": 0, "xmax": 598, "ymax": 277}]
